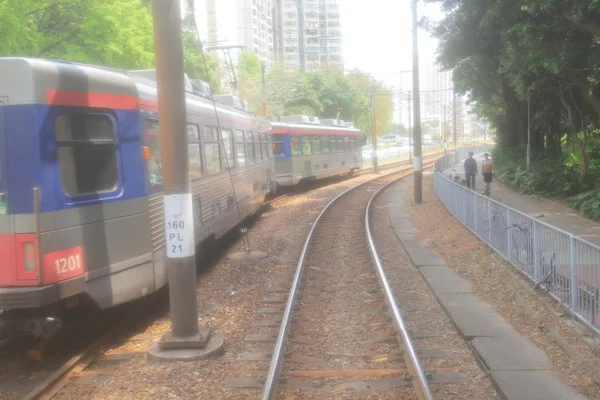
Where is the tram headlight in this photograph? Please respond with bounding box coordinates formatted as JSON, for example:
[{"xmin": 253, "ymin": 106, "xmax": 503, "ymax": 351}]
[{"xmin": 22, "ymin": 242, "xmax": 36, "ymax": 272}]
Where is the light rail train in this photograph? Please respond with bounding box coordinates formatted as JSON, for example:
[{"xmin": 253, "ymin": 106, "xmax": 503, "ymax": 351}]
[{"xmin": 0, "ymin": 58, "xmax": 362, "ymax": 344}]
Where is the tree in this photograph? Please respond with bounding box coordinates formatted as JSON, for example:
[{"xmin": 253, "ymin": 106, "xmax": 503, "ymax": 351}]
[
  {"xmin": 428, "ymin": 0, "xmax": 600, "ymax": 187},
  {"xmin": 0, "ymin": 0, "xmax": 155, "ymax": 69},
  {"xmin": 258, "ymin": 66, "xmax": 394, "ymax": 140},
  {"xmin": 238, "ymin": 51, "xmax": 263, "ymax": 114}
]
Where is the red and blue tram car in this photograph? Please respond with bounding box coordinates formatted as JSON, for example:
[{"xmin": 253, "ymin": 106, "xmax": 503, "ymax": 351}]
[
  {"xmin": 271, "ymin": 116, "xmax": 363, "ymax": 186},
  {"xmin": 0, "ymin": 58, "xmax": 275, "ymax": 342}
]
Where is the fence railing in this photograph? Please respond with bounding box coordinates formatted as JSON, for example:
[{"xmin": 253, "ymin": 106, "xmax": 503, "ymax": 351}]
[{"xmin": 434, "ymin": 147, "xmax": 600, "ymax": 335}]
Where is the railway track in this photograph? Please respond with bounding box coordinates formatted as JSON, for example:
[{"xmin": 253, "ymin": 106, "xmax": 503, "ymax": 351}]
[
  {"xmin": 226, "ymin": 157, "xmax": 466, "ymax": 399},
  {"xmin": 258, "ymin": 164, "xmax": 437, "ymax": 399},
  {"xmin": 15, "ymin": 151, "xmax": 453, "ymax": 400}
]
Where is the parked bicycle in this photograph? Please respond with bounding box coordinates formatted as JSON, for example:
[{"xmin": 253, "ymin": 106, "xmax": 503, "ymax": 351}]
[{"xmin": 450, "ymin": 169, "xmax": 466, "ymax": 186}]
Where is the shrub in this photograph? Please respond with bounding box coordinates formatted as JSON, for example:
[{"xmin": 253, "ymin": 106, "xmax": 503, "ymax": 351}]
[{"xmin": 566, "ymin": 189, "xmax": 600, "ymax": 219}]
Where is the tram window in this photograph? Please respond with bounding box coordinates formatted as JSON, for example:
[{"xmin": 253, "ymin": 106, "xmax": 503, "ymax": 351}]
[
  {"xmin": 273, "ymin": 135, "xmax": 284, "ymax": 157},
  {"xmin": 235, "ymin": 130, "xmax": 245, "ymax": 167},
  {"xmin": 221, "ymin": 128, "xmax": 235, "ymax": 169},
  {"xmin": 203, "ymin": 126, "xmax": 221, "ymax": 173},
  {"xmin": 302, "ymin": 136, "xmax": 311, "ymax": 155},
  {"xmin": 56, "ymin": 114, "xmax": 118, "ymax": 196},
  {"xmin": 350, "ymin": 138, "xmax": 357, "ymax": 151},
  {"xmin": 268, "ymin": 134, "xmax": 274, "ymax": 158},
  {"xmin": 187, "ymin": 125, "xmax": 199, "ymax": 140},
  {"xmin": 321, "ymin": 135, "xmax": 330, "ymax": 153},
  {"xmin": 261, "ymin": 133, "xmax": 269, "ymax": 159},
  {"xmin": 290, "ymin": 135, "xmax": 301, "ymax": 156},
  {"xmin": 245, "ymin": 131, "xmax": 255, "ymax": 164},
  {"xmin": 188, "ymin": 143, "xmax": 202, "ymax": 177},
  {"xmin": 344, "ymin": 136, "xmax": 351, "ymax": 151},
  {"xmin": 254, "ymin": 131, "xmax": 263, "ymax": 160},
  {"xmin": 187, "ymin": 124, "xmax": 202, "ymax": 177},
  {"xmin": 335, "ymin": 137, "xmax": 342, "ymax": 152},
  {"xmin": 312, "ymin": 136, "xmax": 321, "ymax": 154},
  {"xmin": 329, "ymin": 135, "xmax": 336, "ymax": 153},
  {"xmin": 145, "ymin": 120, "xmax": 162, "ymax": 187}
]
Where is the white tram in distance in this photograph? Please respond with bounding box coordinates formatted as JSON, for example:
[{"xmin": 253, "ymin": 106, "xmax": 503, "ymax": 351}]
[{"xmin": 271, "ymin": 116, "xmax": 363, "ymax": 186}]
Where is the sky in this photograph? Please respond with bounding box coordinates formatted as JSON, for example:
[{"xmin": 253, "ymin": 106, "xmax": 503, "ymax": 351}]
[{"xmin": 341, "ymin": 0, "xmax": 444, "ymax": 85}]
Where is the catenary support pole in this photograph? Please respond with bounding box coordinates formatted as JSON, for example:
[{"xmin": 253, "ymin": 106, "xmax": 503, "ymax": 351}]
[
  {"xmin": 408, "ymin": 92, "xmax": 412, "ymax": 163},
  {"xmin": 412, "ymin": 0, "xmax": 423, "ymax": 204},
  {"xmin": 261, "ymin": 62, "xmax": 267, "ymax": 117},
  {"xmin": 148, "ymin": 0, "xmax": 223, "ymax": 361},
  {"xmin": 371, "ymin": 77, "xmax": 378, "ymax": 172},
  {"xmin": 453, "ymin": 90, "xmax": 457, "ymax": 150},
  {"xmin": 527, "ymin": 88, "xmax": 531, "ymax": 170}
]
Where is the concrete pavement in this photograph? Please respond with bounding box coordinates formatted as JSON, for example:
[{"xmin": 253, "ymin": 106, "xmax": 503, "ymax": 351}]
[{"xmin": 387, "ymin": 180, "xmax": 586, "ymax": 400}]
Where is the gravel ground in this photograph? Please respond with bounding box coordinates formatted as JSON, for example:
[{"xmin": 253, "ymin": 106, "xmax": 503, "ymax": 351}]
[
  {"xmin": 371, "ymin": 180, "xmax": 499, "ymax": 400},
  {"xmin": 406, "ymin": 171, "xmax": 600, "ymax": 399},
  {"xmin": 50, "ymin": 167, "xmax": 413, "ymax": 400}
]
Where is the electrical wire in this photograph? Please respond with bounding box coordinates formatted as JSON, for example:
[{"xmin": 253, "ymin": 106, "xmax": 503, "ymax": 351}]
[{"xmin": 190, "ymin": 5, "xmax": 253, "ymax": 253}]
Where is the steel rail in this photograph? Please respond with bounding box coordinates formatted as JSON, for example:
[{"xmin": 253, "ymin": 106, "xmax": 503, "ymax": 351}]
[
  {"xmin": 260, "ymin": 159, "xmax": 439, "ymax": 399},
  {"xmin": 364, "ymin": 175, "xmax": 435, "ymax": 400},
  {"xmin": 260, "ymin": 168, "xmax": 410, "ymax": 399}
]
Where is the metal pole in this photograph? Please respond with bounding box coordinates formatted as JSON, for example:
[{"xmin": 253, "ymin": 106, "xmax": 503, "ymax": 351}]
[
  {"xmin": 443, "ymin": 104, "xmax": 447, "ymax": 154},
  {"xmin": 261, "ymin": 62, "xmax": 267, "ymax": 117},
  {"xmin": 453, "ymin": 90, "xmax": 457, "ymax": 150},
  {"xmin": 412, "ymin": 0, "xmax": 422, "ymax": 204},
  {"xmin": 149, "ymin": 0, "xmax": 220, "ymax": 357},
  {"xmin": 408, "ymin": 92, "xmax": 412, "ymax": 163},
  {"xmin": 371, "ymin": 77, "xmax": 378, "ymax": 172},
  {"xmin": 527, "ymin": 90, "xmax": 531, "ymax": 170}
]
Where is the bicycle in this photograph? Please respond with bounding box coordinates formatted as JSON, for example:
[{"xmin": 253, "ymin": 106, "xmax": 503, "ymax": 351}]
[{"xmin": 534, "ymin": 253, "xmax": 557, "ymax": 293}]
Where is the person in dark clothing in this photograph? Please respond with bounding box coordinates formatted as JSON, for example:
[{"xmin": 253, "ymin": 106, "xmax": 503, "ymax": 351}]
[{"xmin": 463, "ymin": 152, "xmax": 478, "ymax": 190}]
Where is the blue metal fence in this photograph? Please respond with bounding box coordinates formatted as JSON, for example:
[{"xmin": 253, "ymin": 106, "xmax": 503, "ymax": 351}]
[{"xmin": 434, "ymin": 147, "xmax": 600, "ymax": 334}]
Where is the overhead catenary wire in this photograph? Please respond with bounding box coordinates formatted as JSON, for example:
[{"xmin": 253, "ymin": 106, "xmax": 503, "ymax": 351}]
[{"xmin": 189, "ymin": 5, "xmax": 253, "ymax": 253}]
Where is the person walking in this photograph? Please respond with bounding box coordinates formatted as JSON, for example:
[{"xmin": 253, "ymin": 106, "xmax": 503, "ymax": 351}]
[
  {"xmin": 463, "ymin": 152, "xmax": 477, "ymax": 190},
  {"xmin": 482, "ymin": 153, "xmax": 495, "ymax": 195}
]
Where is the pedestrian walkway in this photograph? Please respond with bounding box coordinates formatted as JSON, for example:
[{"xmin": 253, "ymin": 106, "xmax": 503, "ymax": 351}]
[
  {"xmin": 446, "ymin": 153, "xmax": 600, "ymax": 246},
  {"xmin": 387, "ymin": 180, "xmax": 586, "ymax": 400}
]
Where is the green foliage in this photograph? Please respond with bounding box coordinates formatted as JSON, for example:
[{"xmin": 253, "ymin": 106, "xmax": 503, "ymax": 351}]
[
  {"xmin": 493, "ymin": 147, "xmax": 579, "ymax": 197},
  {"xmin": 0, "ymin": 0, "xmax": 222, "ymax": 92},
  {"xmin": 238, "ymin": 51, "xmax": 264, "ymax": 114},
  {"xmin": 566, "ymin": 189, "xmax": 600, "ymax": 219},
  {"xmin": 429, "ymin": 0, "xmax": 600, "ymax": 219},
  {"xmin": 182, "ymin": 33, "xmax": 222, "ymax": 93},
  {"xmin": 0, "ymin": 0, "xmax": 155, "ymax": 69},
  {"xmin": 259, "ymin": 65, "xmax": 393, "ymax": 139}
]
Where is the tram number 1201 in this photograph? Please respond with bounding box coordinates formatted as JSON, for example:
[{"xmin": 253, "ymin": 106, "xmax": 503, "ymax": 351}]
[{"xmin": 55, "ymin": 254, "xmax": 82, "ymax": 275}]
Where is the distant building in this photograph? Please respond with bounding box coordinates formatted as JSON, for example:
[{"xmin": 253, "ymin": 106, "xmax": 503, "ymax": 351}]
[
  {"xmin": 421, "ymin": 63, "xmax": 452, "ymax": 121},
  {"xmin": 237, "ymin": 0, "xmax": 274, "ymax": 68},
  {"xmin": 274, "ymin": 0, "xmax": 343, "ymax": 71}
]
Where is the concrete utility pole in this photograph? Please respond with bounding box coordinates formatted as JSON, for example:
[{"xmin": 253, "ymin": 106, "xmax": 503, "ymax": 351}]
[
  {"xmin": 148, "ymin": 0, "xmax": 222, "ymax": 361},
  {"xmin": 371, "ymin": 77, "xmax": 378, "ymax": 172},
  {"xmin": 527, "ymin": 87, "xmax": 531, "ymax": 170},
  {"xmin": 443, "ymin": 104, "xmax": 447, "ymax": 154},
  {"xmin": 261, "ymin": 62, "xmax": 267, "ymax": 117},
  {"xmin": 297, "ymin": 0, "xmax": 306, "ymax": 71},
  {"xmin": 453, "ymin": 90, "xmax": 457, "ymax": 150},
  {"xmin": 408, "ymin": 92, "xmax": 412, "ymax": 163},
  {"xmin": 412, "ymin": 0, "xmax": 423, "ymax": 204}
]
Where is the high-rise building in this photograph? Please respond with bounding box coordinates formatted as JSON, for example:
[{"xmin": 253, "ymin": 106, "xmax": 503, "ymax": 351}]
[
  {"xmin": 237, "ymin": 0, "xmax": 274, "ymax": 68},
  {"xmin": 421, "ymin": 63, "xmax": 452, "ymax": 121},
  {"xmin": 275, "ymin": 0, "xmax": 343, "ymax": 71}
]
